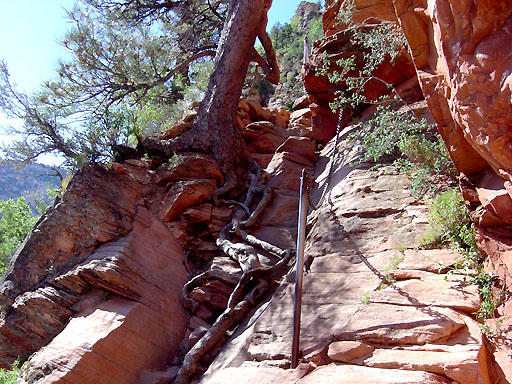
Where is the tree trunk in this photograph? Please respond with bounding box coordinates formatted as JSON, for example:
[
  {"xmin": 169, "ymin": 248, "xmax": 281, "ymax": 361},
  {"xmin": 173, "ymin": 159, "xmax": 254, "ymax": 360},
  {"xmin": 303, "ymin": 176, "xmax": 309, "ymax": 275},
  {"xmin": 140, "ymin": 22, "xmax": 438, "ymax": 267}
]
[{"xmin": 184, "ymin": 0, "xmax": 274, "ymax": 198}]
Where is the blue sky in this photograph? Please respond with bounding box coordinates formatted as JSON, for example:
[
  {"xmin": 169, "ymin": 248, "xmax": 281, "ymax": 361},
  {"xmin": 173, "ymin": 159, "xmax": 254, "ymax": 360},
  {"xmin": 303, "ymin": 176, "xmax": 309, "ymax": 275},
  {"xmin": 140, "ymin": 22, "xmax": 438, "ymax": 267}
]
[
  {"xmin": 0, "ymin": 0, "xmax": 309, "ymax": 91},
  {"xmin": 0, "ymin": 0, "xmax": 312, "ymax": 164}
]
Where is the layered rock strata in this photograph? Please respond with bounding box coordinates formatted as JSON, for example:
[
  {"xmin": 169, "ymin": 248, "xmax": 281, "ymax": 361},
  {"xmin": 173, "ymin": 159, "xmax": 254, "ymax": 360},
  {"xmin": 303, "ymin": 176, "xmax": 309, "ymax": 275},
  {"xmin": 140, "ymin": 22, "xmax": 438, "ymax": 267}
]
[
  {"xmin": 0, "ymin": 98, "xmax": 315, "ymax": 383},
  {"xmin": 200, "ymin": 116, "xmax": 492, "ymax": 384},
  {"xmin": 391, "ymin": 0, "xmax": 512, "ymax": 378}
]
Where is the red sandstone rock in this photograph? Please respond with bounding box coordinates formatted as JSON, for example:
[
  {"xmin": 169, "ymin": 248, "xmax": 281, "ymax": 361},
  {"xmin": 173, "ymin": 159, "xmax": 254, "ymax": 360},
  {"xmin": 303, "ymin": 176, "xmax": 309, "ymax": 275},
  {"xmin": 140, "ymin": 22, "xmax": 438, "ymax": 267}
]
[
  {"xmin": 323, "ymin": 0, "xmax": 397, "ymax": 36},
  {"xmin": 205, "ymin": 366, "xmax": 306, "ymax": 384},
  {"xmin": 238, "ymin": 99, "xmax": 273, "ymax": 122},
  {"xmin": 16, "ymin": 216, "xmax": 188, "ymax": 382},
  {"xmin": 161, "ymin": 179, "xmax": 217, "ymax": 222},
  {"xmin": 477, "ymin": 169, "xmax": 512, "ymax": 225},
  {"xmin": 154, "ymin": 153, "xmax": 224, "ymax": 185},
  {"xmin": 297, "ymin": 364, "xmax": 451, "ymax": 383},
  {"xmin": 369, "ymin": 273, "xmax": 481, "ymax": 313},
  {"xmin": 363, "ymin": 347, "xmax": 491, "ymax": 384},
  {"xmin": 20, "ymin": 297, "xmax": 184, "ymax": 384},
  {"xmin": 394, "ymin": 1, "xmax": 512, "ymax": 376},
  {"xmin": 158, "ymin": 121, "xmax": 192, "ymax": 140},
  {"xmin": 247, "ymin": 132, "xmax": 286, "ymax": 154},
  {"xmin": 398, "ymin": 249, "xmax": 462, "ymax": 273},
  {"xmin": 327, "ymin": 341, "xmax": 374, "ymax": 363},
  {"xmin": 292, "ymin": 95, "xmax": 311, "ymax": 111},
  {"xmin": 302, "ymin": 23, "xmax": 417, "ymax": 143},
  {"xmin": 276, "ymin": 136, "xmax": 317, "ymax": 163},
  {"xmin": 289, "ymin": 108, "xmax": 312, "ymax": 126},
  {"xmin": 270, "ymin": 107, "xmax": 290, "ymax": 128}
]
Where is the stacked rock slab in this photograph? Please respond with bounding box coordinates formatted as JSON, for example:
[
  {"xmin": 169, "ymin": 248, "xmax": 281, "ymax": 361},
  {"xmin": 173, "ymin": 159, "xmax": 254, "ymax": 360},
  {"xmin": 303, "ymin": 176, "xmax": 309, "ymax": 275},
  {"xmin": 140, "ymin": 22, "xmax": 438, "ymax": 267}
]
[
  {"xmin": 0, "ymin": 98, "xmax": 314, "ymax": 383},
  {"xmin": 391, "ymin": 0, "xmax": 512, "ymax": 378},
  {"xmin": 200, "ymin": 114, "xmax": 492, "ymax": 383}
]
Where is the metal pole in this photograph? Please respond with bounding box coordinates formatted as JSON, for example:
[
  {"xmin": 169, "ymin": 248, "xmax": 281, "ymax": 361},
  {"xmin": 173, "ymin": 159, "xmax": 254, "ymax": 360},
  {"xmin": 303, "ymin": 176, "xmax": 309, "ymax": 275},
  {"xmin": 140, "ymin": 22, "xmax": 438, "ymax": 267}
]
[{"xmin": 292, "ymin": 169, "xmax": 308, "ymax": 368}]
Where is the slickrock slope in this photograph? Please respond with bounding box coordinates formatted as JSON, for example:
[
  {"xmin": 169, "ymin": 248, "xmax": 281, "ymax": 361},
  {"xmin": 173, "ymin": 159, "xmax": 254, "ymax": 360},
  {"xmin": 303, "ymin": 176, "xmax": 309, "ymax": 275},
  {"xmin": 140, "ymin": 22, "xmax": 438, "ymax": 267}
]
[
  {"xmin": 200, "ymin": 118, "xmax": 491, "ymax": 384},
  {"xmin": 388, "ymin": 0, "xmax": 512, "ymax": 378}
]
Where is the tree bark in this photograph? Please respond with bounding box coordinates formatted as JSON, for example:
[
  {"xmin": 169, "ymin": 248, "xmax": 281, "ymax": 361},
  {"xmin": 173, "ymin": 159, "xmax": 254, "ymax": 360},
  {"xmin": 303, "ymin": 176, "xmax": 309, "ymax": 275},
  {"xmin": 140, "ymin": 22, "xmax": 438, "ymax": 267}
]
[{"xmin": 181, "ymin": 0, "xmax": 275, "ymax": 199}]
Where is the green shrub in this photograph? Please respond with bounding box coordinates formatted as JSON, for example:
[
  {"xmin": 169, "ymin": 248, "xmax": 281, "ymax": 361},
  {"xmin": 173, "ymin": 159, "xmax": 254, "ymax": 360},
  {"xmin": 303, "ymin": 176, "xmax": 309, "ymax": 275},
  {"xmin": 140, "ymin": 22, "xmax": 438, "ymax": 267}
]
[
  {"xmin": 0, "ymin": 197, "xmax": 38, "ymax": 275},
  {"xmin": 0, "ymin": 188, "xmax": 56, "ymax": 276},
  {"xmin": 418, "ymin": 227, "xmax": 442, "ymax": 248},
  {"xmin": 0, "ymin": 361, "xmax": 20, "ymax": 384},
  {"xmin": 348, "ymin": 104, "xmax": 456, "ymax": 195},
  {"xmin": 429, "ymin": 189, "xmax": 478, "ymax": 255}
]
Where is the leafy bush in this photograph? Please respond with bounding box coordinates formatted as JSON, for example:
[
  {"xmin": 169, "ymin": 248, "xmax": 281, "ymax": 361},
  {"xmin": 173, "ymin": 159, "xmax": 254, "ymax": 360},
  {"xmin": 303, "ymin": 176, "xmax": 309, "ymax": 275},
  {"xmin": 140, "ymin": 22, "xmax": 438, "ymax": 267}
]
[
  {"xmin": 0, "ymin": 190, "xmax": 55, "ymax": 276},
  {"xmin": 426, "ymin": 189, "xmax": 506, "ymax": 327},
  {"xmin": 0, "ymin": 197, "xmax": 38, "ymax": 274},
  {"xmin": 350, "ymin": 104, "xmax": 455, "ymax": 195},
  {"xmin": 429, "ymin": 189, "xmax": 478, "ymax": 256},
  {"xmin": 0, "ymin": 361, "xmax": 20, "ymax": 384}
]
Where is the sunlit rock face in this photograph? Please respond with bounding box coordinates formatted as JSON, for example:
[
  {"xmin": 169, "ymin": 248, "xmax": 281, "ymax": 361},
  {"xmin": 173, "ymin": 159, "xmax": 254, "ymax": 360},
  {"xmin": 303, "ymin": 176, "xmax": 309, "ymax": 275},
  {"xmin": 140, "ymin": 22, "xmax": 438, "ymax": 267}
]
[
  {"xmin": 392, "ymin": 0, "xmax": 512, "ymax": 380},
  {"xmin": 0, "ymin": 163, "xmax": 191, "ymax": 381}
]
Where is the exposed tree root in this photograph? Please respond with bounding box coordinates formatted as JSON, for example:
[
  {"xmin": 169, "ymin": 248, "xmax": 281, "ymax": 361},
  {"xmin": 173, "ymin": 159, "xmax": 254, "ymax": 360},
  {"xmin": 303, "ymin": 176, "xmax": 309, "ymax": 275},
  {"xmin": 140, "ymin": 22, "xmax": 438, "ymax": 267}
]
[
  {"xmin": 174, "ymin": 280, "xmax": 269, "ymax": 384},
  {"xmin": 174, "ymin": 169, "xmax": 294, "ymax": 383},
  {"xmin": 241, "ymin": 186, "xmax": 273, "ymax": 227}
]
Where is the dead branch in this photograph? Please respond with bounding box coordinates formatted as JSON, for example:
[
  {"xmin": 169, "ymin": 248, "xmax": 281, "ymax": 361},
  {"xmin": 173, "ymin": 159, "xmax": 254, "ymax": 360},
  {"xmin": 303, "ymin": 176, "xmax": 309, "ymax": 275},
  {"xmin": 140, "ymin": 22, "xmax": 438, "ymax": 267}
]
[
  {"xmin": 255, "ymin": 25, "xmax": 280, "ymax": 85},
  {"xmin": 240, "ymin": 186, "xmax": 273, "ymax": 227},
  {"xmin": 174, "ymin": 279, "xmax": 269, "ymax": 384},
  {"xmin": 233, "ymin": 226, "xmax": 287, "ymax": 258},
  {"xmin": 227, "ymin": 249, "xmax": 293, "ymax": 309}
]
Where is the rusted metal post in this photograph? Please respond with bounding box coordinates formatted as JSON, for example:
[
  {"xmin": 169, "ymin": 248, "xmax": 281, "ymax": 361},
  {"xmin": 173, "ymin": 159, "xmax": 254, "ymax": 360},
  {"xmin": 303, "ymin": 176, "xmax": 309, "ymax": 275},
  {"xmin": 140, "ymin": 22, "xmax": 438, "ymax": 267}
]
[{"xmin": 292, "ymin": 169, "xmax": 308, "ymax": 369}]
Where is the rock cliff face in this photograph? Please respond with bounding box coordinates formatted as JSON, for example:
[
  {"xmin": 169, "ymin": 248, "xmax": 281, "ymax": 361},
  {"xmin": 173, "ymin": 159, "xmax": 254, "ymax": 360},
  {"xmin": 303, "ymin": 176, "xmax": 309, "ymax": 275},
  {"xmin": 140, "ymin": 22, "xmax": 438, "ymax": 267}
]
[
  {"xmin": 391, "ymin": 0, "xmax": 512, "ymax": 378},
  {"xmin": 201, "ymin": 126, "xmax": 491, "ymax": 384},
  {"xmin": 0, "ymin": 0, "xmax": 511, "ymax": 383}
]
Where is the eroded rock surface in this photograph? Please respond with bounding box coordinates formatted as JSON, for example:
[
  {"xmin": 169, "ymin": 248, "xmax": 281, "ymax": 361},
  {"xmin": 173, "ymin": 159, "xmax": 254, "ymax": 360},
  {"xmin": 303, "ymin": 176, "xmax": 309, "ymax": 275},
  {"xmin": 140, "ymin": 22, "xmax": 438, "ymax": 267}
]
[
  {"xmin": 201, "ymin": 122, "xmax": 491, "ymax": 384},
  {"xmin": 393, "ymin": 0, "xmax": 512, "ymax": 378},
  {"xmin": 2, "ymin": 0, "xmax": 508, "ymax": 382}
]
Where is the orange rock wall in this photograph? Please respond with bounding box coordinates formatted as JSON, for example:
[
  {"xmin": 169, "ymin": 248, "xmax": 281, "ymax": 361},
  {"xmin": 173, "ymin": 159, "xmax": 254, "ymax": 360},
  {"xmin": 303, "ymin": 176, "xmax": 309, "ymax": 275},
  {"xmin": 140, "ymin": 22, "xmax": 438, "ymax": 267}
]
[
  {"xmin": 321, "ymin": 0, "xmax": 512, "ymax": 380},
  {"xmin": 390, "ymin": 0, "xmax": 512, "ymax": 380}
]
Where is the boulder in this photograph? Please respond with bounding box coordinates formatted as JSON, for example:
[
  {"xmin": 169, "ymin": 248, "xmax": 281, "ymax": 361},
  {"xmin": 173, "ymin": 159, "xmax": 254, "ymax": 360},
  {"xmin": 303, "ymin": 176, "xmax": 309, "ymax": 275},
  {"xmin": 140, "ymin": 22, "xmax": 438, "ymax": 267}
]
[
  {"xmin": 154, "ymin": 153, "xmax": 224, "ymax": 185},
  {"xmin": 161, "ymin": 179, "xmax": 217, "ymax": 222},
  {"xmin": 323, "ymin": 0, "xmax": 398, "ymax": 36},
  {"xmin": 327, "ymin": 341, "xmax": 374, "ymax": 363},
  {"xmin": 276, "ymin": 136, "xmax": 317, "ymax": 163}
]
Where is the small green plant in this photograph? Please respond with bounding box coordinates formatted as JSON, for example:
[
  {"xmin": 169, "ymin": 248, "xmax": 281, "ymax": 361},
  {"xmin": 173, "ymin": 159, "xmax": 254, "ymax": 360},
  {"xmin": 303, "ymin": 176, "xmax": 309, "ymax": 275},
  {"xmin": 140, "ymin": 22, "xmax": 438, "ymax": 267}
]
[
  {"xmin": 0, "ymin": 360, "xmax": 20, "ymax": 384},
  {"xmin": 167, "ymin": 153, "xmax": 185, "ymax": 169},
  {"xmin": 396, "ymin": 245, "xmax": 406, "ymax": 253},
  {"xmin": 418, "ymin": 227, "xmax": 442, "ymax": 249},
  {"xmin": 474, "ymin": 272, "xmax": 500, "ymax": 320},
  {"xmin": 481, "ymin": 315, "xmax": 510, "ymax": 340},
  {"xmin": 429, "ymin": 189, "xmax": 479, "ymax": 263},
  {"xmin": 360, "ymin": 291, "xmax": 371, "ymax": 304},
  {"xmin": 388, "ymin": 254, "xmax": 404, "ymax": 271},
  {"xmin": 378, "ymin": 254, "xmax": 404, "ymax": 290}
]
